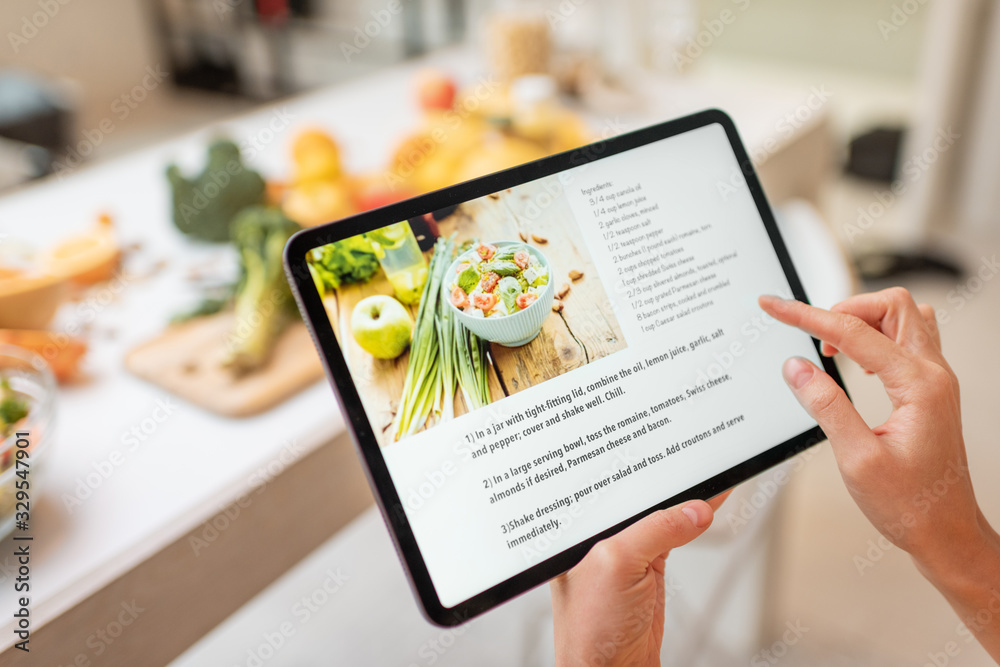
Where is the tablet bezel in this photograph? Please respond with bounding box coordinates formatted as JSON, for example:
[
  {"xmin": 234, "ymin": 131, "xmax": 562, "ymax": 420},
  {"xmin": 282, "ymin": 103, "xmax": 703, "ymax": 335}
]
[{"xmin": 284, "ymin": 108, "xmax": 845, "ymax": 627}]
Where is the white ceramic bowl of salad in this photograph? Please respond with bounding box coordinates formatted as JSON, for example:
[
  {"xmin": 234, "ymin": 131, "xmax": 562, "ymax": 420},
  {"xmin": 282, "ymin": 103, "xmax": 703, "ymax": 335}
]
[{"xmin": 444, "ymin": 240, "xmax": 555, "ymax": 347}]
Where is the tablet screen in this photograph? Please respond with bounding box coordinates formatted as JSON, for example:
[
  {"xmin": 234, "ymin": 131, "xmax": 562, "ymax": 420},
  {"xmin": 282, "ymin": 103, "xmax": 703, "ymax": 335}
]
[{"xmin": 296, "ymin": 118, "xmax": 826, "ymax": 614}]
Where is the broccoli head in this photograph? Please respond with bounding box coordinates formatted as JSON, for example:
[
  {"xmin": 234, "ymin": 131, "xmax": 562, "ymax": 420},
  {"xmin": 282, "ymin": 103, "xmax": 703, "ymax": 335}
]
[{"xmin": 167, "ymin": 139, "xmax": 266, "ymax": 242}]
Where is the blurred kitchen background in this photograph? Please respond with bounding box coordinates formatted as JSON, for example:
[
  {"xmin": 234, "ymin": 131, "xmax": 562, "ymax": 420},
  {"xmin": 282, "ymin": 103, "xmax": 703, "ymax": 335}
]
[{"xmin": 1, "ymin": 0, "xmax": 999, "ymax": 665}]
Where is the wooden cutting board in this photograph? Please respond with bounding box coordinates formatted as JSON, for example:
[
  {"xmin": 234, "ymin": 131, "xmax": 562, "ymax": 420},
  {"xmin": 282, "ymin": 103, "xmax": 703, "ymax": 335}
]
[{"xmin": 126, "ymin": 313, "xmax": 324, "ymax": 417}]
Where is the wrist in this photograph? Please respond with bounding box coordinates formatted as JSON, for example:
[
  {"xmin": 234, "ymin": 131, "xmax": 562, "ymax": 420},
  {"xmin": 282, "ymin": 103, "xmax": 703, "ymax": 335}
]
[{"xmin": 914, "ymin": 513, "xmax": 1000, "ymax": 603}]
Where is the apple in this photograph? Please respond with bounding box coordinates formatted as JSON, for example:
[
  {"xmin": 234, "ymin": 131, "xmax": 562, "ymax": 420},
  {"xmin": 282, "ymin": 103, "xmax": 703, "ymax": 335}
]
[
  {"xmin": 415, "ymin": 69, "xmax": 457, "ymax": 111},
  {"xmin": 351, "ymin": 295, "xmax": 413, "ymax": 359}
]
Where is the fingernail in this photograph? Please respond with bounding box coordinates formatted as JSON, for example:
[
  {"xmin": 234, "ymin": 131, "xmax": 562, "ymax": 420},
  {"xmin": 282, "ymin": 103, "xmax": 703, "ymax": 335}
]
[
  {"xmin": 758, "ymin": 294, "xmax": 784, "ymax": 305},
  {"xmin": 681, "ymin": 502, "xmax": 711, "ymax": 528},
  {"xmin": 783, "ymin": 356, "xmax": 815, "ymax": 390}
]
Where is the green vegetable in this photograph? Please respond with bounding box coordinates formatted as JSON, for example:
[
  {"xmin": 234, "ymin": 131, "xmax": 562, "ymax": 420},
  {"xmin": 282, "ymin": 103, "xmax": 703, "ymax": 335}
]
[
  {"xmin": 166, "ymin": 139, "xmax": 266, "ymax": 242},
  {"xmin": 221, "ymin": 206, "xmax": 301, "ymax": 375},
  {"xmin": 497, "ymin": 277, "xmax": 520, "ymax": 312},
  {"xmin": 436, "ymin": 282, "xmax": 457, "ymax": 422},
  {"xmin": 480, "ymin": 260, "xmax": 521, "ymax": 276},
  {"xmin": 395, "ymin": 236, "xmax": 452, "ymax": 440},
  {"xmin": 448, "ymin": 242, "xmax": 547, "ymax": 319},
  {"xmin": 453, "ymin": 316, "xmax": 490, "ymax": 411},
  {"xmin": 493, "ymin": 250, "xmax": 517, "ymax": 262},
  {"xmin": 0, "ymin": 377, "xmax": 29, "ymax": 438},
  {"xmin": 394, "ymin": 237, "xmax": 494, "ymax": 440},
  {"xmin": 307, "ymin": 236, "xmax": 380, "ymax": 297},
  {"xmin": 456, "ymin": 265, "xmax": 480, "ymax": 294}
]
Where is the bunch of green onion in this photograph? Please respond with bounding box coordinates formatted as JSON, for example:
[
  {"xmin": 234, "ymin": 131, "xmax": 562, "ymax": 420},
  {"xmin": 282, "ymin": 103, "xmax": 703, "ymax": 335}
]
[{"xmin": 394, "ymin": 237, "xmax": 491, "ymax": 440}]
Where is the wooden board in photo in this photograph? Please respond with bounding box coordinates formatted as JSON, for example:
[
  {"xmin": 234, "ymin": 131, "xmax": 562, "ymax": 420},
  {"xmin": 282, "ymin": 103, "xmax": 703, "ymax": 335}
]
[{"xmin": 329, "ymin": 176, "xmax": 627, "ymax": 447}]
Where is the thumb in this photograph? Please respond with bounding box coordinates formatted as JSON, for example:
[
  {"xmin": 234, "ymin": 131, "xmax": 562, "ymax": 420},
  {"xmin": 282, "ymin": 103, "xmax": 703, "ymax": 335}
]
[
  {"xmin": 782, "ymin": 356, "xmax": 872, "ymax": 447},
  {"xmin": 606, "ymin": 500, "xmax": 714, "ymax": 565}
]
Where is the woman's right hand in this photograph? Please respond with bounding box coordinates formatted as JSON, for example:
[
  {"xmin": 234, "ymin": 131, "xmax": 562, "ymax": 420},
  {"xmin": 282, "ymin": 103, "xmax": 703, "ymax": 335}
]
[{"xmin": 759, "ymin": 288, "xmax": 1000, "ymax": 661}]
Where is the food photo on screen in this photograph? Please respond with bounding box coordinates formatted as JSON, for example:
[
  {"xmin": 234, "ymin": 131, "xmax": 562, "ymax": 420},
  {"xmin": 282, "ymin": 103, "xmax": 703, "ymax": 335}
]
[{"xmin": 306, "ymin": 175, "xmax": 628, "ymax": 447}]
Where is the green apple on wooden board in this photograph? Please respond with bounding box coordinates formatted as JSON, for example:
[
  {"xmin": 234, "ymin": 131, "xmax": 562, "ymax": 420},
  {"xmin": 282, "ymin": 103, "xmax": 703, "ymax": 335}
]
[{"xmin": 351, "ymin": 295, "xmax": 413, "ymax": 359}]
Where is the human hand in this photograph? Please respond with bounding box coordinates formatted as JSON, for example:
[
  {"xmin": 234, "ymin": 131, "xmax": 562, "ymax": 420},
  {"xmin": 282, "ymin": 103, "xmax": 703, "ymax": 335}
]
[
  {"xmin": 759, "ymin": 288, "xmax": 1000, "ymax": 659},
  {"xmin": 551, "ymin": 492, "xmax": 730, "ymax": 667},
  {"xmin": 758, "ymin": 289, "xmax": 983, "ymax": 566}
]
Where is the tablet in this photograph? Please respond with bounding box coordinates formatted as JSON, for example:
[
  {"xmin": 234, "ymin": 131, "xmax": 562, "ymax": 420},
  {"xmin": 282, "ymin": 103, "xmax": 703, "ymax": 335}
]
[{"xmin": 284, "ymin": 109, "xmax": 844, "ymax": 626}]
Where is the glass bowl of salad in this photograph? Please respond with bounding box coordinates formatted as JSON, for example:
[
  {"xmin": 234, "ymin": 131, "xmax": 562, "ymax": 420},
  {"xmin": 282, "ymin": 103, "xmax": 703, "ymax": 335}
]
[
  {"xmin": 0, "ymin": 345, "xmax": 56, "ymax": 540},
  {"xmin": 445, "ymin": 240, "xmax": 555, "ymax": 346}
]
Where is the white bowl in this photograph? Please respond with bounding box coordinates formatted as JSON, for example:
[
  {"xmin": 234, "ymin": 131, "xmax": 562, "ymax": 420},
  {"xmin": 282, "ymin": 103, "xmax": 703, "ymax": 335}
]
[{"xmin": 444, "ymin": 241, "xmax": 555, "ymax": 347}]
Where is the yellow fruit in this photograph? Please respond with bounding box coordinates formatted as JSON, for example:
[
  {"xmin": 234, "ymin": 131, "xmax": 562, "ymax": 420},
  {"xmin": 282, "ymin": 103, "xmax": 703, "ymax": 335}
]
[
  {"xmin": 455, "ymin": 84, "xmax": 511, "ymax": 123},
  {"xmin": 41, "ymin": 214, "xmax": 121, "ymax": 285},
  {"xmin": 454, "ymin": 133, "xmax": 547, "ymax": 182},
  {"xmin": 291, "ymin": 128, "xmax": 342, "ymax": 183},
  {"xmin": 551, "ymin": 111, "xmax": 591, "ymax": 152},
  {"xmin": 416, "ymin": 151, "xmax": 467, "ymax": 192},
  {"xmin": 283, "ymin": 180, "xmax": 354, "ymax": 227}
]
